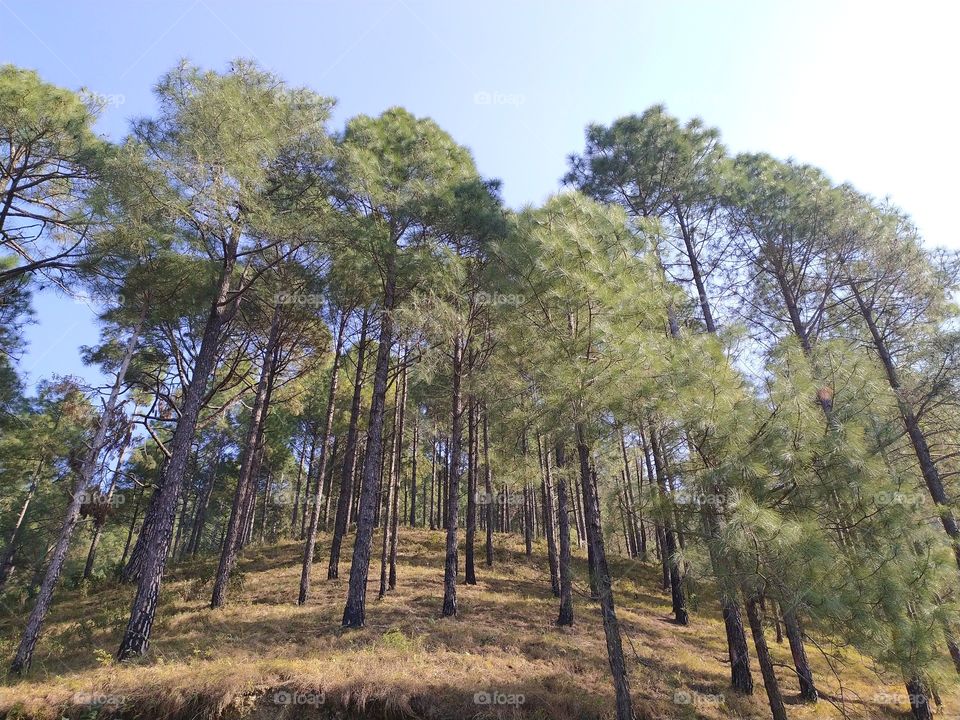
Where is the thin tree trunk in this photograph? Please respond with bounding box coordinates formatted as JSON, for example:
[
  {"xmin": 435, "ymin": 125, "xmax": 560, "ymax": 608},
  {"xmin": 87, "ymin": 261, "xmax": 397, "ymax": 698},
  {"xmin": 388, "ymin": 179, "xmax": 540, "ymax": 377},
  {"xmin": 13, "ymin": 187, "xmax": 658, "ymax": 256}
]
[
  {"xmin": 211, "ymin": 304, "xmax": 283, "ymax": 608},
  {"xmin": 290, "ymin": 434, "xmax": 306, "ymax": 534},
  {"xmin": 851, "ymin": 280, "xmax": 960, "ymax": 570},
  {"xmin": 744, "ymin": 592, "xmax": 788, "ymax": 720},
  {"xmin": 328, "ymin": 310, "xmax": 369, "ymax": 580},
  {"xmin": 14, "ymin": 309, "xmax": 144, "ymax": 673},
  {"xmin": 783, "ymin": 608, "xmax": 818, "ymax": 702},
  {"xmin": 465, "ymin": 396, "xmax": 477, "ymax": 584},
  {"xmin": 576, "ymin": 425, "xmax": 633, "ymax": 720},
  {"xmin": 482, "ymin": 407, "xmax": 493, "ymax": 567},
  {"xmin": 298, "ymin": 311, "xmax": 346, "ymax": 604},
  {"xmin": 342, "ymin": 258, "xmax": 396, "ymax": 628},
  {"xmin": 116, "ymin": 253, "xmax": 240, "ymax": 660},
  {"xmin": 539, "ymin": 437, "xmax": 559, "ymax": 597},
  {"xmin": 84, "ymin": 423, "xmax": 135, "ymax": 578},
  {"xmin": 388, "ymin": 351, "xmax": 407, "ymax": 590},
  {"xmin": 645, "ymin": 422, "xmax": 688, "ymax": 625},
  {"xmin": 441, "ymin": 335, "xmax": 464, "ymax": 617},
  {"xmin": 555, "ymin": 443, "xmax": 574, "ymax": 625}
]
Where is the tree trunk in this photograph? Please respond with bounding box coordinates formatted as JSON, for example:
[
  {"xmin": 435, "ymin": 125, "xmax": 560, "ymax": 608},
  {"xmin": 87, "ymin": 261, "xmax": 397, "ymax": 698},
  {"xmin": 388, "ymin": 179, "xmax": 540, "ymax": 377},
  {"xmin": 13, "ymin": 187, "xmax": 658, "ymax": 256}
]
[
  {"xmin": 290, "ymin": 434, "xmax": 306, "ymax": 534},
  {"xmin": 409, "ymin": 401, "xmax": 418, "ymax": 528},
  {"xmin": 442, "ymin": 335, "xmax": 464, "ymax": 617},
  {"xmin": 483, "ymin": 407, "xmax": 494, "ymax": 567},
  {"xmin": 388, "ymin": 351, "xmax": 407, "ymax": 590},
  {"xmin": 13, "ymin": 309, "xmax": 143, "ymax": 673},
  {"xmin": 645, "ymin": 422, "xmax": 688, "ymax": 625},
  {"xmin": 298, "ymin": 311, "xmax": 346, "ymax": 604},
  {"xmin": 211, "ymin": 303, "xmax": 283, "ymax": 609},
  {"xmin": 576, "ymin": 425, "xmax": 633, "ymax": 720},
  {"xmin": 117, "ymin": 254, "xmax": 238, "ymax": 660},
  {"xmin": 378, "ymin": 372, "xmax": 400, "ymax": 600},
  {"xmin": 782, "ymin": 608, "xmax": 818, "ymax": 702},
  {"xmin": 539, "ymin": 438, "xmax": 559, "ymax": 597},
  {"xmin": 905, "ymin": 677, "xmax": 933, "ymax": 720},
  {"xmin": 429, "ymin": 426, "xmax": 437, "ymax": 531},
  {"xmin": 465, "ymin": 396, "xmax": 478, "ymax": 584},
  {"xmin": 744, "ymin": 592, "xmax": 788, "ymax": 720},
  {"xmin": 851, "ymin": 280, "xmax": 960, "ymax": 570},
  {"xmin": 328, "ymin": 310, "xmax": 369, "ymax": 580},
  {"xmin": 555, "ymin": 443, "xmax": 574, "ymax": 625},
  {"xmin": 0, "ymin": 463, "xmax": 42, "ymax": 590},
  {"xmin": 84, "ymin": 423, "xmax": 135, "ymax": 578},
  {"xmin": 342, "ymin": 258, "xmax": 396, "ymax": 628}
]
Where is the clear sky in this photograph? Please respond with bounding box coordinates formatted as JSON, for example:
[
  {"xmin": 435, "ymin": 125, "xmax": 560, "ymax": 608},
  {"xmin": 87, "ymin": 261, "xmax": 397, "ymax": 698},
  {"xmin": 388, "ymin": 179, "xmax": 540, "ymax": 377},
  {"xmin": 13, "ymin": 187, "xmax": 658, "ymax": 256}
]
[{"xmin": 2, "ymin": 1, "xmax": 956, "ymax": 388}]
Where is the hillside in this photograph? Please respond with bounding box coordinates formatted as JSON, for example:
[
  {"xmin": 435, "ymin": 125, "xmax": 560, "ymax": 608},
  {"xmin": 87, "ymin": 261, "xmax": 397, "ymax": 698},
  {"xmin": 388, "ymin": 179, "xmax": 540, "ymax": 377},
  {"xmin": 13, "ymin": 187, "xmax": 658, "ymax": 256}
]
[{"xmin": 0, "ymin": 530, "xmax": 947, "ymax": 720}]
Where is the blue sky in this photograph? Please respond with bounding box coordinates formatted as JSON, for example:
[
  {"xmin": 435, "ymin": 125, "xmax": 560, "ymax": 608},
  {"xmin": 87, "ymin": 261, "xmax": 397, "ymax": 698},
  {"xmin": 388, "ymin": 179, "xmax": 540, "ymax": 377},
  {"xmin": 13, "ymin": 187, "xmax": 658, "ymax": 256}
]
[{"xmin": 2, "ymin": 1, "xmax": 956, "ymax": 388}]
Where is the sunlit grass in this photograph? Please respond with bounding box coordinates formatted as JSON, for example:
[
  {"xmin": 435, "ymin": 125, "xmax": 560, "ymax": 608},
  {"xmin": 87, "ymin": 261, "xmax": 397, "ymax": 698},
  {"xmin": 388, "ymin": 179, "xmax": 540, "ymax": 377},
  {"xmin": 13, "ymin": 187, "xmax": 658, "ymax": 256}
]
[{"xmin": 0, "ymin": 529, "xmax": 950, "ymax": 719}]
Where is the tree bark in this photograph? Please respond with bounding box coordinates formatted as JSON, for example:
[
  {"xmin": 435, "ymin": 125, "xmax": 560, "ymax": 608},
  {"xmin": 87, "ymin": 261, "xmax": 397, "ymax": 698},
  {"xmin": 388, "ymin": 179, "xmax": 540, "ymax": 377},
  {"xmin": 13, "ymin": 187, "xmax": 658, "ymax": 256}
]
[
  {"xmin": 13, "ymin": 309, "xmax": 143, "ymax": 673},
  {"xmin": 298, "ymin": 311, "xmax": 346, "ymax": 604},
  {"xmin": 84, "ymin": 422, "xmax": 135, "ymax": 578},
  {"xmin": 539, "ymin": 438, "xmax": 560, "ymax": 597},
  {"xmin": 576, "ymin": 425, "xmax": 633, "ymax": 720},
  {"xmin": 117, "ymin": 252, "xmax": 239, "ymax": 660},
  {"xmin": 211, "ymin": 303, "xmax": 283, "ymax": 608},
  {"xmin": 465, "ymin": 396, "xmax": 478, "ymax": 584},
  {"xmin": 851, "ymin": 280, "xmax": 960, "ymax": 570},
  {"xmin": 328, "ymin": 310, "xmax": 369, "ymax": 579},
  {"xmin": 342, "ymin": 258, "xmax": 396, "ymax": 627},
  {"xmin": 744, "ymin": 592, "xmax": 788, "ymax": 720},
  {"xmin": 441, "ymin": 335, "xmax": 464, "ymax": 617},
  {"xmin": 783, "ymin": 607, "xmax": 818, "ymax": 702},
  {"xmin": 482, "ymin": 407, "xmax": 494, "ymax": 567},
  {"xmin": 555, "ymin": 443, "xmax": 574, "ymax": 625}
]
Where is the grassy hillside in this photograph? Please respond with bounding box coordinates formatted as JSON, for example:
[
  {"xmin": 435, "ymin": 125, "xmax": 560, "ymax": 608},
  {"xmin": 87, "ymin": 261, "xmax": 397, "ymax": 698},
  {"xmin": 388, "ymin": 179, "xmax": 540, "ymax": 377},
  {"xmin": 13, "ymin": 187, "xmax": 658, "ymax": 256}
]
[{"xmin": 0, "ymin": 530, "xmax": 951, "ymax": 719}]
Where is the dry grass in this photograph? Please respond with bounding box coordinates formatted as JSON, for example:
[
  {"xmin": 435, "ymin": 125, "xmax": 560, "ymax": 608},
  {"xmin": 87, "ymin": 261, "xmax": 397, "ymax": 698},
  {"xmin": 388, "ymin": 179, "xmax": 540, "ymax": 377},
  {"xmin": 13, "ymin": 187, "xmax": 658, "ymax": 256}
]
[{"xmin": 0, "ymin": 529, "xmax": 953, "ymax": 719}]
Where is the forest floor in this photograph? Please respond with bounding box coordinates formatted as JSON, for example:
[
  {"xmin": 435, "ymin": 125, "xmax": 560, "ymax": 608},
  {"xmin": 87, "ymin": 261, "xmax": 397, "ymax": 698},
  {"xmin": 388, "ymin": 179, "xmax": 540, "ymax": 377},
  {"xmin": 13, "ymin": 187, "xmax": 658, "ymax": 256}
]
[{"xmin": 0, "ymin": 529, "xmax": 956, "ymax": 719}]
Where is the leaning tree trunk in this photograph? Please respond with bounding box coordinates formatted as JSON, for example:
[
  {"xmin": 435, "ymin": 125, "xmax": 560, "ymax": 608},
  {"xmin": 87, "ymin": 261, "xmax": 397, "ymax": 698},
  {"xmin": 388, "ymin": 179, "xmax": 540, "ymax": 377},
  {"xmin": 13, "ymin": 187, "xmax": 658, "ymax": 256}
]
[
  {"xmin": 0, "ymin": 466, "xmax": 42, "ymax": 590},
  {"xmin": 84, "ymin": 422, "xmax": 135, "ymax": 579},
  {"xmin": 851, "ymin": 280, "xmax": 960, "ymax": 570},
  {"xmin": 328, "ymin": 311, "xmax": 369, "ymax": 580},
  {"xmin": 905, "ymin": 677, "xmax": 933, "ymax": 720},
  {"xmin": 210, "ymin": 304, "xmax": 282, "ymax": 609},
  {"xmin": 342, "ymin": 262, "xmax": 396, "ymax": 628},
  {"xmin": 298, "ymin": 311, "xmax": 346, "ymax": 604},
  {"xmin": 782, "ymin": 607, "xmax": 817, "ymax": 702},
  {"xmin": 576, "ymin": 424, "xmax": 633, "ymax": 720},
  {"xmin": 13, "ymin": 309, "xmax": 144, "ymax": 673},
  {"xmin": 744, "ymin": 592, "xmax": 788, "ymax": 720},
  {"xmin": 116, "ymin": 255, "xmax": 238, "ymax": 661},
  {"xmin": 441, "ymin": 334, "xmax": 465, "ymax": 617},
  {"xmin": 555, "ymin": 442, "xmax": 574, "ymax": 626}
]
